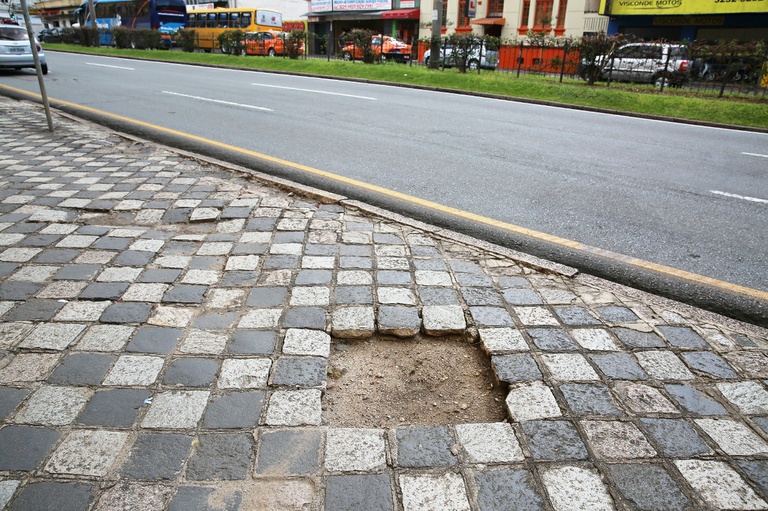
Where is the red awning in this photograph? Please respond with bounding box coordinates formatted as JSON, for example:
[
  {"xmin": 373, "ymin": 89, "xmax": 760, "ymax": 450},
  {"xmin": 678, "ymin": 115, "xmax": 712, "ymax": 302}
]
[
  {"xmin": 381, "ymin": 8, "xmax": 420, "ymax": 19},
  {"xmin": 470, "ymin": 17, "xmax": 505, "ymax": 25}
]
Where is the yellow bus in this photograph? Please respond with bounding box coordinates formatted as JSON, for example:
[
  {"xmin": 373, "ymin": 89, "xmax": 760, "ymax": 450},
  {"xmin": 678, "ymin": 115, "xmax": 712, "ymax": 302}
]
[{"xmin": 187, "ymin": 7, "xmax": 283, "ymax": 51}]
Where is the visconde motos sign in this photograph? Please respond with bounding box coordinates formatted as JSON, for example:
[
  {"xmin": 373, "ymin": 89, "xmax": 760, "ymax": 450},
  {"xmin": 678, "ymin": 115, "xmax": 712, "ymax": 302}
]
[{"xmin": 600, "ymin": 0, "xmax": 766, "ymax": 15}]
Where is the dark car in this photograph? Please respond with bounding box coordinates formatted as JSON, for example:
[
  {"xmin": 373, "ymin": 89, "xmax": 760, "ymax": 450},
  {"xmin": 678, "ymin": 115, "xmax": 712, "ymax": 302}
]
[{"xmin": 38, "ymin": 27, "xmax": 63, "ymax": 43}]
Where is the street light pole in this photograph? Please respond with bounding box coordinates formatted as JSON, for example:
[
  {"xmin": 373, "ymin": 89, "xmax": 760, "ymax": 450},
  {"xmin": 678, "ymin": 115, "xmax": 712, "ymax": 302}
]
[{"xmin": 19, "ymin": 0, "xmax": 53, "ymax": 131}]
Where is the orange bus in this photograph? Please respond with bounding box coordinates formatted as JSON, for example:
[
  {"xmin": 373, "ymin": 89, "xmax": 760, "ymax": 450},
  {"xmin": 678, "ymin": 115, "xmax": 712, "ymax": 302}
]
[{"xmin": 186, "ymin": 7, "xmax": 282, "ymax": 51}]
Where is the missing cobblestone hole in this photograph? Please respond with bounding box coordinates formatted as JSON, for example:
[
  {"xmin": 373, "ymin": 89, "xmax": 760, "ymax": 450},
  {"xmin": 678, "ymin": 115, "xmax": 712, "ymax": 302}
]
[{"xmin": 324, "ymin": 335, "xmax": 507, "ymax": 428}]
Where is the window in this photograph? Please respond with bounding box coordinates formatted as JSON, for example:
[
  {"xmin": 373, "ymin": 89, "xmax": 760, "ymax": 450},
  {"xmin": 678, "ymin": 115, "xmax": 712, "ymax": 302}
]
[
  {"xmin": 520, "ymin": 0, "xmax": 530, "ymax": 27},
  {"xmin": 240, "ymin": 11, "xmax": 250, "ymax": 28},
  {"xmin": 217, "ymin": 12, "xmax": 227, "ymax": 28},
  {"xmin": 534, "ymin": 0, "xmax": 553, "ymax": 25},
  {"xmin": 487, "ymin": 0, "xmax": 503, "ymax": 17}
]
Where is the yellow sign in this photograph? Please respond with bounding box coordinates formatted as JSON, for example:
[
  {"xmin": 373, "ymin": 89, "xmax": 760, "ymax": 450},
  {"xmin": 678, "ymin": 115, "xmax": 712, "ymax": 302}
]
[{"xmin": 600, "ymin": 0, "xmax": 768, "ymax": 15}]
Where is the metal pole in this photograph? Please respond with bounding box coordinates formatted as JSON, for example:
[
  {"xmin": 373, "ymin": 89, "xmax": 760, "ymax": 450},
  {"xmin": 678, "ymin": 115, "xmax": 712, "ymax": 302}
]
[
  {"xmin": 19, "ymin": 0, "xmax": 53, "ymax": 132},
  {"xmin": 428, "ymin": 0, "xmax": 441, "ymax": 69}
]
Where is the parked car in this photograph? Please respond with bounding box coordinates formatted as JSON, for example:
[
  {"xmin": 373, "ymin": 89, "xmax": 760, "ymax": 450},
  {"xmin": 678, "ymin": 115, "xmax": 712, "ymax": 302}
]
[
  {"xmin": 0, "ymin": 24, "xmax": 47, "ymax": 74},
  {"xmin": 579, "ymin": 42, "xmax": 690, "ymax": 87},
  {"xmin": 341, "ymin": 35, "xmax": 411, "ymax": 63},
  {"xmin": 38, "ymin": 27, "xmax": 63, "ymax": 43},
  {"xmin": 244, "ymin": 31, "xmax": 303, "ymax": 56},
  {"xmin": 423, "ymin": 39, "xmax": 498, "ymax": 70}
]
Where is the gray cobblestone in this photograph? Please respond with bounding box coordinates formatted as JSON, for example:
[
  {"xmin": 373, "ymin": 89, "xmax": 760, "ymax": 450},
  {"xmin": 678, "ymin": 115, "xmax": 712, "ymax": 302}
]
[{"xmin": 3, "ymin": 97, "xmax": 768, "ymax": 511}]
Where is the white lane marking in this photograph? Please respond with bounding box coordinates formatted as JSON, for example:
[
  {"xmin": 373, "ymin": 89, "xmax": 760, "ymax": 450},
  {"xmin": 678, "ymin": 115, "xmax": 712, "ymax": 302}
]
[
  {"xmin": 711, "ymin": 190, "xmax": 768, "ymax": 204},
  {"xmin": 161, "ymin": 91, "xmax": 272, "ymax": 111},
  {"xmin": 743, "ymin": 152, "xmax": 768, "ymax": 159},
  {"xmin": 85, "ymin": 62, "xmax": 135, "ymax": 70},
  {"xmin": 251, "ymin": 83, "xmax": 377, "ymax": 100}
]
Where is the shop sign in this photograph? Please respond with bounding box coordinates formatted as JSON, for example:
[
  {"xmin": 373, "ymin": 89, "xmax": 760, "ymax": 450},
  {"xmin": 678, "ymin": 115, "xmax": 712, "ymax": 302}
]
[
  {"xmin": 310, "ymin": 0, "xmax": 333, "ymax": 12},
  {"xmin": 601, "ymin": 0, "xmax": 767, "ymax": 15},
  {"xmin": 332, "ymin": 0, "xmax": 393, "ymax": 10},
  {"xmin": 653, "ymin": 14, "xmax": 725, "ymax": 23},
  {"xmin": 400, "ymin": 0, "xmax": 415, "ymax": 6}
]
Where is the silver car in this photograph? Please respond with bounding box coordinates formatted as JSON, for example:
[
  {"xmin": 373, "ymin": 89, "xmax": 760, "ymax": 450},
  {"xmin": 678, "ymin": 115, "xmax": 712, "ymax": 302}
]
[
  {"xmin": 0, "ymin": 24, "xmax": 48, "ymax": 74},
  {"xmin": 423, "ymin": 40, "xmax": 498, "ymax": 70}
]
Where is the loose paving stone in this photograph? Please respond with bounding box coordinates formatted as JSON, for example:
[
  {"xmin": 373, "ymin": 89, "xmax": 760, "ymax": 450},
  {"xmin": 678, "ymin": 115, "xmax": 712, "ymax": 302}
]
[
  {"xmin": 44, "ymin": 430, "xmax": 128, "ymax": 476},
  {"xmin": 470, "ymin": 306, "xmax": 514, "ymax": 326},
  {"xmin": 473, "ymin": 468, "xmax": 545, "ymax": 511},
  {"xmin": 256, "ymin": 428, "xmax": 322, "ymax": 475},
  {"xmin": 121, "ymin": 433, "xmax": 193, "ymax": 480},
  {"xmin": 282, "ymin": 307, "xmax": 327, "ymax": 329},
  {"xmin": 377, "ymin": 306, "xmax": 420, "ymax": 337},
  {"xmin": 396, "ymin": 426, "xmax": 457, "ymax": 467},
  {"xmin": 7, "ymin": 481, "xmax": 95, "ymax": 511},
  {"xmin": 399, "ymin": 473, "xmax": 470, "ymax": 511},
  {"xmin": 186, "ymin": 433, "xmax": 253, "ymax": 480},
  {"xmin": 421, "ymin": 304, "xmax": 466, "ymax": 335},
  {"xmin": 521, "ymin": 420, "xmax": 589, "ymax": 460},
  {"xmin": 640, "ymin": 418, "xmax": 711, "ymax": 456},
  {"xmin": 325, "ymin": 474, "xmax": 394, "ymax": 511},
  {"xmin": 326, "ymin": 428, "xmax": 387, "ymax": 472},
  {"xmin": 675, "ymin": 459, "xmax": 768, "ymax": 510},
  {"xmin": 0, "ymin": 425, "xmax": 60, "ymax": 470},
  {"xmin": 607, "ymin": 463, "xmax": 690, "ymax": 511},
  {"xmin": 455, "ymin": 422, "xmax": 524, "ymax": 463},
  {"xmin": 540, "ymin": 465, "xmax": 615, "ymax": 511},
  {"xmin": 331, "ymin": 306, "xmax": 375, "ymax": 339}
]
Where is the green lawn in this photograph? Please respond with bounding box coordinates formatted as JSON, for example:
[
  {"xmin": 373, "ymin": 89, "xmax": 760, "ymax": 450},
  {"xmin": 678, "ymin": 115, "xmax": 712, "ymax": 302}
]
[{"xmin": 46, "ymin": 44, "xmax": 768, "ymax": 129}]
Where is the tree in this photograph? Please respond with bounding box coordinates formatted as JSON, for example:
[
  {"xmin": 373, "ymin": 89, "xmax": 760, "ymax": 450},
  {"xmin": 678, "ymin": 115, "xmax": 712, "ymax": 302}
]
[{"xmin": 578, "ymin": 33, "xmax": 625, "ymax": 85}]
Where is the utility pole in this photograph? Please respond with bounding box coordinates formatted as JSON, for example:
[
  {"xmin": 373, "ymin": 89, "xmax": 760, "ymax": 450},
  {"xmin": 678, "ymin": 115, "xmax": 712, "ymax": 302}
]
[
  {"xmin": 428, "ymin": 0, "xmax": 441, "ymax": 69},
  {"xmin": 19, "ymin": 0, "xmax": 53, "ymax": 131}
]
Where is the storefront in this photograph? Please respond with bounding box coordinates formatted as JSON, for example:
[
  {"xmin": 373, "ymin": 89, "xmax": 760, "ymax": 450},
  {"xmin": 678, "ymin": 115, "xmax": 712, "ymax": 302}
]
[
  {"xmin": 600, "ymin": 0, "xmax": 768, "ymax": 41},
  {"xmin": 305, "ymin": 0, "xmax": 420, "ymax": 54}
]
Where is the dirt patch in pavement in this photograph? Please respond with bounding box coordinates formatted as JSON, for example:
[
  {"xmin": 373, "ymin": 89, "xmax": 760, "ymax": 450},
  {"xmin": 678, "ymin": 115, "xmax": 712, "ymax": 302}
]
[{"xmin": 324, "ymin": 335, "xmax": 508, "ymax": 429}]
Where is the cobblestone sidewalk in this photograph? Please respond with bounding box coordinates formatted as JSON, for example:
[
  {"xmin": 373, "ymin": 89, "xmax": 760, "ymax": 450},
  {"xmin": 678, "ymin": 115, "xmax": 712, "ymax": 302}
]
[{"xmin": 1, "ymin": 96, "xmax": 768, "ymax": 511}]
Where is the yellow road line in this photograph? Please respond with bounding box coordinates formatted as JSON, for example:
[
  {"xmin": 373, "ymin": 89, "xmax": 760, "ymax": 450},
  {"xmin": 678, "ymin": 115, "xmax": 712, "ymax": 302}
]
[{"xmin": 3, "ymin": 83, "xmax": 767, "ymax": 304}]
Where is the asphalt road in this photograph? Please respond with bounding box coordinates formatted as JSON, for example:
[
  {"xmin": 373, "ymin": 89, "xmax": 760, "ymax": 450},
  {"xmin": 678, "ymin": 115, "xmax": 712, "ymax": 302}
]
[{"xmin": 2, "ymin": 52, "xmax": 767, "ymax": 323}]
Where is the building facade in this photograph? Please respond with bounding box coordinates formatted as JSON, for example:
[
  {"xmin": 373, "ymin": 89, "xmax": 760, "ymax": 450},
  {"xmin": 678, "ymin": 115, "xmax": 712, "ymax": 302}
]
[{"xmin": 600, "ymin": 0, "xmax": 768, "ymax": 41}]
